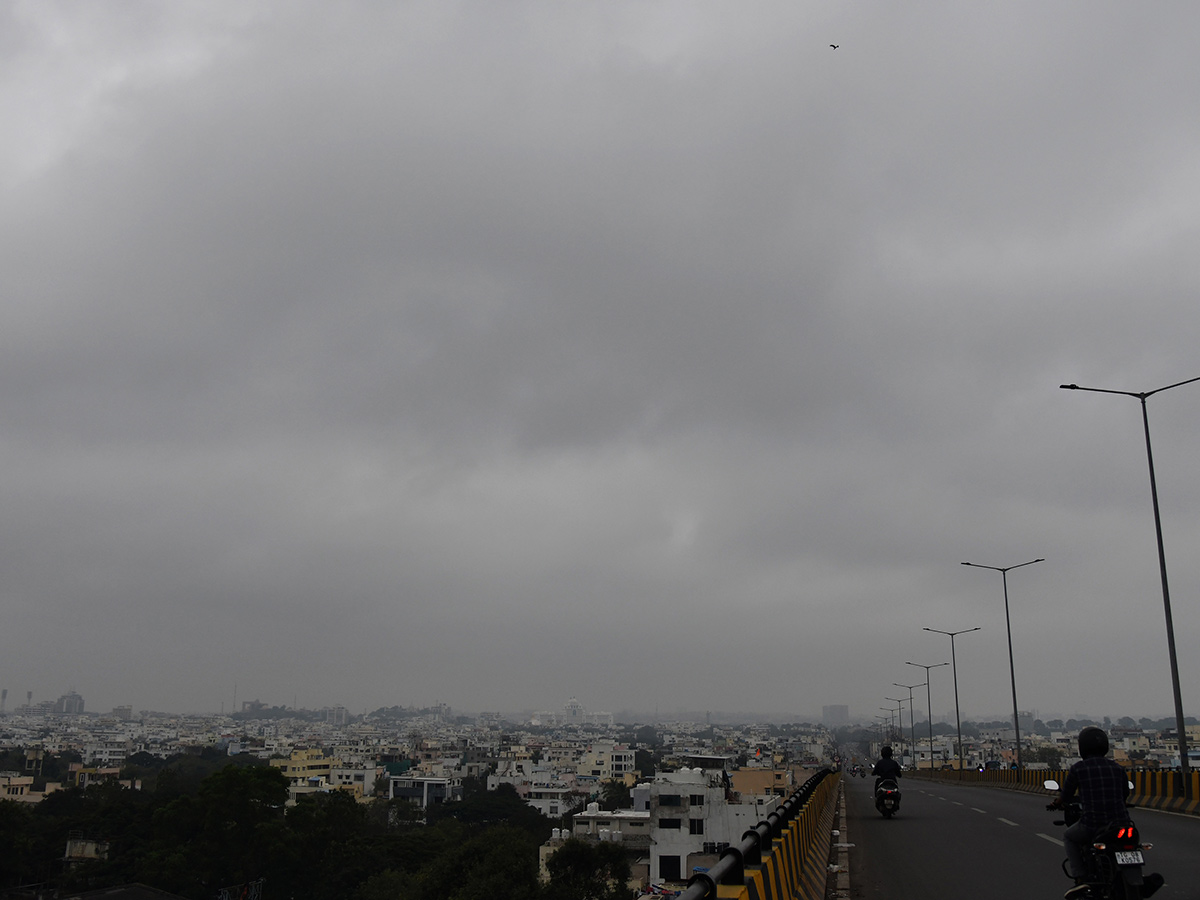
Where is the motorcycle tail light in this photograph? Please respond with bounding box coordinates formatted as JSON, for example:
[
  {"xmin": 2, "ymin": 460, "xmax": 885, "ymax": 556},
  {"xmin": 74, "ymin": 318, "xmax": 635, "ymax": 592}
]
[{"xmin": 1117, "ymin": 826, "xmax": 1134, "ymax": 840}]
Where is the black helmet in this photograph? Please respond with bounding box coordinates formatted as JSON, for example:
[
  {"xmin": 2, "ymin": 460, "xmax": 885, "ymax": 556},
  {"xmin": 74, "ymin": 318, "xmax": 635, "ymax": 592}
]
[
  {"xmin": 881, "ymin": 746, "xmax": 893, "ymax": 758},
  {"xmin": 1078, "ymin": 726, "xmax": 1109, "ymax": 759}
]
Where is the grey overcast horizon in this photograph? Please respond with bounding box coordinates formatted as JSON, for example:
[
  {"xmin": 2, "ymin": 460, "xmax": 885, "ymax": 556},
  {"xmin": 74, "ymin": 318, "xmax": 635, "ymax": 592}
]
[{"xmin": 3, "ymin": 1, "xmax": 1200, "ymax": 725}]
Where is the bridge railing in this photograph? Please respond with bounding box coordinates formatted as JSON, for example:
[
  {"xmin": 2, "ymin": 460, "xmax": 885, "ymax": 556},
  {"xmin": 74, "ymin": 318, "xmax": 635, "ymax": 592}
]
[{"xmin": 678, "ymin": 767, "xmax": 840, "ymax": 900}]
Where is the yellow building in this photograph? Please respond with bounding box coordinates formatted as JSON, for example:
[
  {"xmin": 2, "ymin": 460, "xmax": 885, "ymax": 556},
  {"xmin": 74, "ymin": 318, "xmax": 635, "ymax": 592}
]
[
  {"xmin": 271, "ymin": 748, "xmax": 340, "ymax": 786},
  {"xmin": 729, "ymin": 766, "xmax": 813, "ymax": 799}
]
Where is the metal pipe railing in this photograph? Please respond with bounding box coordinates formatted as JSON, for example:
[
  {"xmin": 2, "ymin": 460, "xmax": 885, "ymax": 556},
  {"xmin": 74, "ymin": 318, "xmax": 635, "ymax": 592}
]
[{"xmin": 676, "ymin": 768, "xmax": 832, "ymax": 900}]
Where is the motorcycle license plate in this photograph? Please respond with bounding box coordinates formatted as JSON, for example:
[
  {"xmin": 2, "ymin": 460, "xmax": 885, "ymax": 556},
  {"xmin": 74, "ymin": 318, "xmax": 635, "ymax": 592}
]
[{"xmin": 1114, "ymin": 851, "xmax": 1144, "ymax": 866}]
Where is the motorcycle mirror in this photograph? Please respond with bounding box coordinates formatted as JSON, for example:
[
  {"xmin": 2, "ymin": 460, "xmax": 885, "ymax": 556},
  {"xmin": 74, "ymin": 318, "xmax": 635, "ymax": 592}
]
[{"xmin": 1043, "ymin": 779, "xmax": 1060, "ymax": 791}]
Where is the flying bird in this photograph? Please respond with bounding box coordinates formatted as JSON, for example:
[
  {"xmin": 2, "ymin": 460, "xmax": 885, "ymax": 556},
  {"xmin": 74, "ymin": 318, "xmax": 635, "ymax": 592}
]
[{"xmin": 830, "ymin": 44, "xmax": 839, "ymax": 49}]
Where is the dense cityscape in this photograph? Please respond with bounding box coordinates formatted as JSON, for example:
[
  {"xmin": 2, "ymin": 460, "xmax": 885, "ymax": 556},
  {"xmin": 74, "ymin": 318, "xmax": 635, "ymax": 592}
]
[{"xmin": 3, "ymin": 689, "xmax": 1197, "ymax": 899}]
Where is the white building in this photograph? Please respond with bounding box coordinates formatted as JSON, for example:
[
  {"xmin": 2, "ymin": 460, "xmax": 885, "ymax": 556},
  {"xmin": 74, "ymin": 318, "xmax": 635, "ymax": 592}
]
[
  {"xmin": 328, "ymin": 764, "xmax": 379, "ymax": 798},
  {"xmin": 572, "ymin": 801, "xmax": 651, "ymax": 844},
  {"xmin": 525, "ymin": 784, "xmax": 579, "ymax": 819},
  {"xmin": 84, "ymin": 739, "xmax": 131, "ymax": 766},
  {"xmin": 572, "ymin": 767, "xmax": 764, "ymax": 885}
]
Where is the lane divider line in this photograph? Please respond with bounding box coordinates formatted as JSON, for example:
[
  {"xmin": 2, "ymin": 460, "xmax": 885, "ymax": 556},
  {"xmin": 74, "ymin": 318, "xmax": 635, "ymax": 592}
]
[{"xmin": 831, "ymin": 780, "xmax": 851, "ymax": 899}]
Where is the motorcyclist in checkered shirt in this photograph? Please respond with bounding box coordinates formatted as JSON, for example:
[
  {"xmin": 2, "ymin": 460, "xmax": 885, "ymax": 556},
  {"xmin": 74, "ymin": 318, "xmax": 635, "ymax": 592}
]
[{"xmin": 1049, "ymin": 726, "xmax": 1130, "ymax": 897}]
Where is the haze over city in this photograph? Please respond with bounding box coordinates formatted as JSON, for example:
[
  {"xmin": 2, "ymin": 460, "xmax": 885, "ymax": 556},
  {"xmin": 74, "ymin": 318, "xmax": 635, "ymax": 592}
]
[{"xmin": 3, "ymin": 2, "xmax": 1200, "ymax": 725}]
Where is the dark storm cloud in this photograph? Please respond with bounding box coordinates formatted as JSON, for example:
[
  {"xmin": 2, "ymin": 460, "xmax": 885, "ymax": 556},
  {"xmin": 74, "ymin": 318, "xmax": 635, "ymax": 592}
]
[{"xmin": 2, "ymin": 0, "xmax": 1199, "ymax": 721}]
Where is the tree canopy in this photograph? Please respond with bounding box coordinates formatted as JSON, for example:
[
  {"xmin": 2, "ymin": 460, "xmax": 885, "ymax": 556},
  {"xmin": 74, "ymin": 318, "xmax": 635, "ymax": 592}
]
[{"xmin": 1, "ymin": 758, "xmax": 559, "ymax": 900}]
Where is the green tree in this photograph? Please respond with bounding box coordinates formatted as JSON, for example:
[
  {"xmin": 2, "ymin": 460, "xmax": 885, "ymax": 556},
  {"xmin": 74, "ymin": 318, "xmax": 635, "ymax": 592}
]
[
  {"xmin": 634, "ymin": 748, "xmax": 655, "ymax": 778},
  {"xmin": 140, "ymin": 764, "xmax": 290, "ymax": 896},
  {"xmin": 598, "ymin": 780, "xmax": 631, "ymax": 811},
  {"xmin": 413, "ymin": 824, "xmax": 540, "ymax": 900},
  {"xmin": 0, "ymin": 799, "xmax": 38, "ymax": 888},
  {"xmin": 354, "ymin": 868, "xmax": 417, "ymax": 900},
  {"xmin": 542, "ymin": 838, "xmax": 633, "ymax": 900},
  {"xmin": 274, "ymin": 790, "xmax": 384, "ymax": 899},
  {"xmin": 634, "ymin": 725, "xmax": 659, "ymax": 747},
  {"xmin": 1027, "ymin": 747, "xmax": 1063, "ymax": 769},
  {"xmin": 427, "ymin": 783, "xmax": 550, "ymax": 842}
]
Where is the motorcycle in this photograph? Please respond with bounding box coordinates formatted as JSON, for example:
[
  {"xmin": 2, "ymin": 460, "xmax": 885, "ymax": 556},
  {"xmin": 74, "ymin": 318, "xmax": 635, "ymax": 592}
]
[
  {"xmin": 1043, "ymin": 779, "xmax": 1163, "ymax": 899},
  {"xmin": 874, "ymin": 778, "xmax": 901, "ymax": 818}
]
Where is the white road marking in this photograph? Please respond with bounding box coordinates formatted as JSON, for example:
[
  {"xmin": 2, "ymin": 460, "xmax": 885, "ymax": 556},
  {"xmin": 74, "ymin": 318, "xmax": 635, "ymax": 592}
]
[
  {"xmin": 952, "ymin": 801, "xmax": 963, "ymax": 806},
  {"xmin": 997, "ymin": 817, "xmax": 1019, "ymax": 826},
  {"xmin": 1037, "ymin": 833, "xmax": 1065, "ymax": 847},
  {"xmin": 971, "ymin": 808, "xmax": 987, "ymax": 814}
]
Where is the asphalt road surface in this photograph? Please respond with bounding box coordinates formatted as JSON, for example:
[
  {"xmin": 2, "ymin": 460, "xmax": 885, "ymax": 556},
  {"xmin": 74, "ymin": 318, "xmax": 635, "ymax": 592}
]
[{"xmin": 842, "ymin": 774, "xmax": 1200, "ymax": 900}]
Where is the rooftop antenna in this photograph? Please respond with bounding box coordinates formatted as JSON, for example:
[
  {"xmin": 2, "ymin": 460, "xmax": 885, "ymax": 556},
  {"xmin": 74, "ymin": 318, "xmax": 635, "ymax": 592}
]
[{"xmin": 1, "ymin": 689, "xmax": 7, "ymax": 714}]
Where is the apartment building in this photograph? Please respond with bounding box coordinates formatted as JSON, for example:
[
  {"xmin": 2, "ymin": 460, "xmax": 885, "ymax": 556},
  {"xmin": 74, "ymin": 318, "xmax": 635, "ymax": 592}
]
[
  {"xmin": 577, "ymin": 742, "xmax": 635, "ymax": 783},
  {"xmin": 385, "ymin": 775, "xmax": 461, "ymax": 807},
  {"xmin": 271, "ymin": 747, "xmax": 340, "ymax": 786},
  {"xmin": 572, "ymin": 767, "xmax": 766, "ymax": 885}
]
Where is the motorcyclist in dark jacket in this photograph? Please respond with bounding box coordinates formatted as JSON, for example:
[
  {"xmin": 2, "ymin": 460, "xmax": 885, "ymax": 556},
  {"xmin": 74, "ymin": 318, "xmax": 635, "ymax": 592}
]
[
  {"xmin": 1050, "ymin": 727, "xmax": 1130, "ymax": 897},
  {"xmin": 872, "ymin": 745, "xmax": 903, "ymax": 791}
]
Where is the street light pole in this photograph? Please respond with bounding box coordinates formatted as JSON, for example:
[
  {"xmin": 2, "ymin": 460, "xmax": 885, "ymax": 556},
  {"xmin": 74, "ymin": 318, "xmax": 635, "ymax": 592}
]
[
  {"xmin": 924, "ymin": 626, "xmax": 981, "ymax": 779},
  {"xmin": 962, "ymin": 558, "xmax": 1043, "ymax": 767},
  {"xmin": 885, "ymin": 697, "xmax": 907, "ymax": 756},
  {"xmin": 879, "ymin": 708, "xmax": 896, "ymax": 744},
  {"xmin": 895, "ymin": 681, "xmax": 925, "ymax": 769},
  {"xmin": 1062, "ymin": 375, "xmax": 1200, "ymax": 793},
  {"xmin": 905, "ymin": 661, "xmax": 948, "ymax": 772}
]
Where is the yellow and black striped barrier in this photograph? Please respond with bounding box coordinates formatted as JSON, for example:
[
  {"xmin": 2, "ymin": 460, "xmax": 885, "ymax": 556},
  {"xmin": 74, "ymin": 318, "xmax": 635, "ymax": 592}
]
[
  {"xmin": 910, "ymin": 766, "xmax": 1200, "ymax": 815},
  {"xmin": 680, "ymin": 769, "xmax": 841, "ymax": 900}
]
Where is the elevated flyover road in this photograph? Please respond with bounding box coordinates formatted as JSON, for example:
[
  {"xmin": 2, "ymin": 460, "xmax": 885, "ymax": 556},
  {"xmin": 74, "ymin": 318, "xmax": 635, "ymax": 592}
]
[{"xmin": 842, "ymin": 774, "xmax": 1200, "ymax": 899}]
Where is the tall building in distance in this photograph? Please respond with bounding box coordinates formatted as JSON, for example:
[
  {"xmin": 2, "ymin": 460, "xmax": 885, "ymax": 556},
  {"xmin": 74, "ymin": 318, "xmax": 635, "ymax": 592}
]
[
  {"xmin": 822, "ymin": 705, "xmax": 849, "ymax": 727},
  {"xmin": 54, "ymin": 691, "xmax": 85, "ymax": 715},
  {"xmin": 564, "ymin": 697, "xmax": 585, "ymax": 724}
]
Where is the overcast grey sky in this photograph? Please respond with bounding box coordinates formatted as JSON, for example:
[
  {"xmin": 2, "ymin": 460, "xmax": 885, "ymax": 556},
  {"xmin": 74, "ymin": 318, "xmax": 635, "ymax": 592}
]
[{"xmin": 3, "ymin": 1, "xmax": 1199, "ymax": 724}]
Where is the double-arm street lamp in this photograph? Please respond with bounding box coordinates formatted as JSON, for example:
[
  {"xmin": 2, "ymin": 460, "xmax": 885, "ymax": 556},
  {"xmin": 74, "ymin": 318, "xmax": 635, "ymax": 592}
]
[
  {"xmin": 924, "ymin": 626, "xmax": 980, "ymax": 778},
  {"xmin": 905, "ymin": 661, "xmax": 948, "ymax": 772},
  {"xmin": 962, "ymin": 558, "xmax": 1043, "ymax": 767},
  {"xmin": 878, "ymin": 708, "xmax": 896, "ymax": 745},
  {"xmin": 885, "ymin": 697, "xmax": 908, "ymax": 756},
  {"xmin": 1062, "ymin": 375, "xmax": 1200, "ymax": 792},
  {"xmin": 894, "ymin": 681, "xmax": 925, "ymax": 767}
]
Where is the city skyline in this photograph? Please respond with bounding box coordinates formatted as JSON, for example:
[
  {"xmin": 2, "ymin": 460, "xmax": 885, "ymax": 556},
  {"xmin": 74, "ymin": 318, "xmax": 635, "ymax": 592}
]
[{"xmin": 3, "ymin": 685, "xmax": 1191, "ymax": 730}]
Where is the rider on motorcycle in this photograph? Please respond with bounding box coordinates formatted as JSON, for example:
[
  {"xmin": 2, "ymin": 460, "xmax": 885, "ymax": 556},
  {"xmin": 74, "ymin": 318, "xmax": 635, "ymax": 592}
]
[
  {"xmin": 1049, "ymin": 726, "xmax": 1130, "ymax": 898},
  {"xmin": 872, "ymin": 745, "xmax": 903, "ymax": 791}
]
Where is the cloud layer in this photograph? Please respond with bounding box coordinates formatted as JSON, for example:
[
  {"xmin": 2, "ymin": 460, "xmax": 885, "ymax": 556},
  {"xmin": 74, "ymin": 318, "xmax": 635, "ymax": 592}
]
[{"xmin": 3, "ymin": 1, "xmax": 1200, "ymax": 723}]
